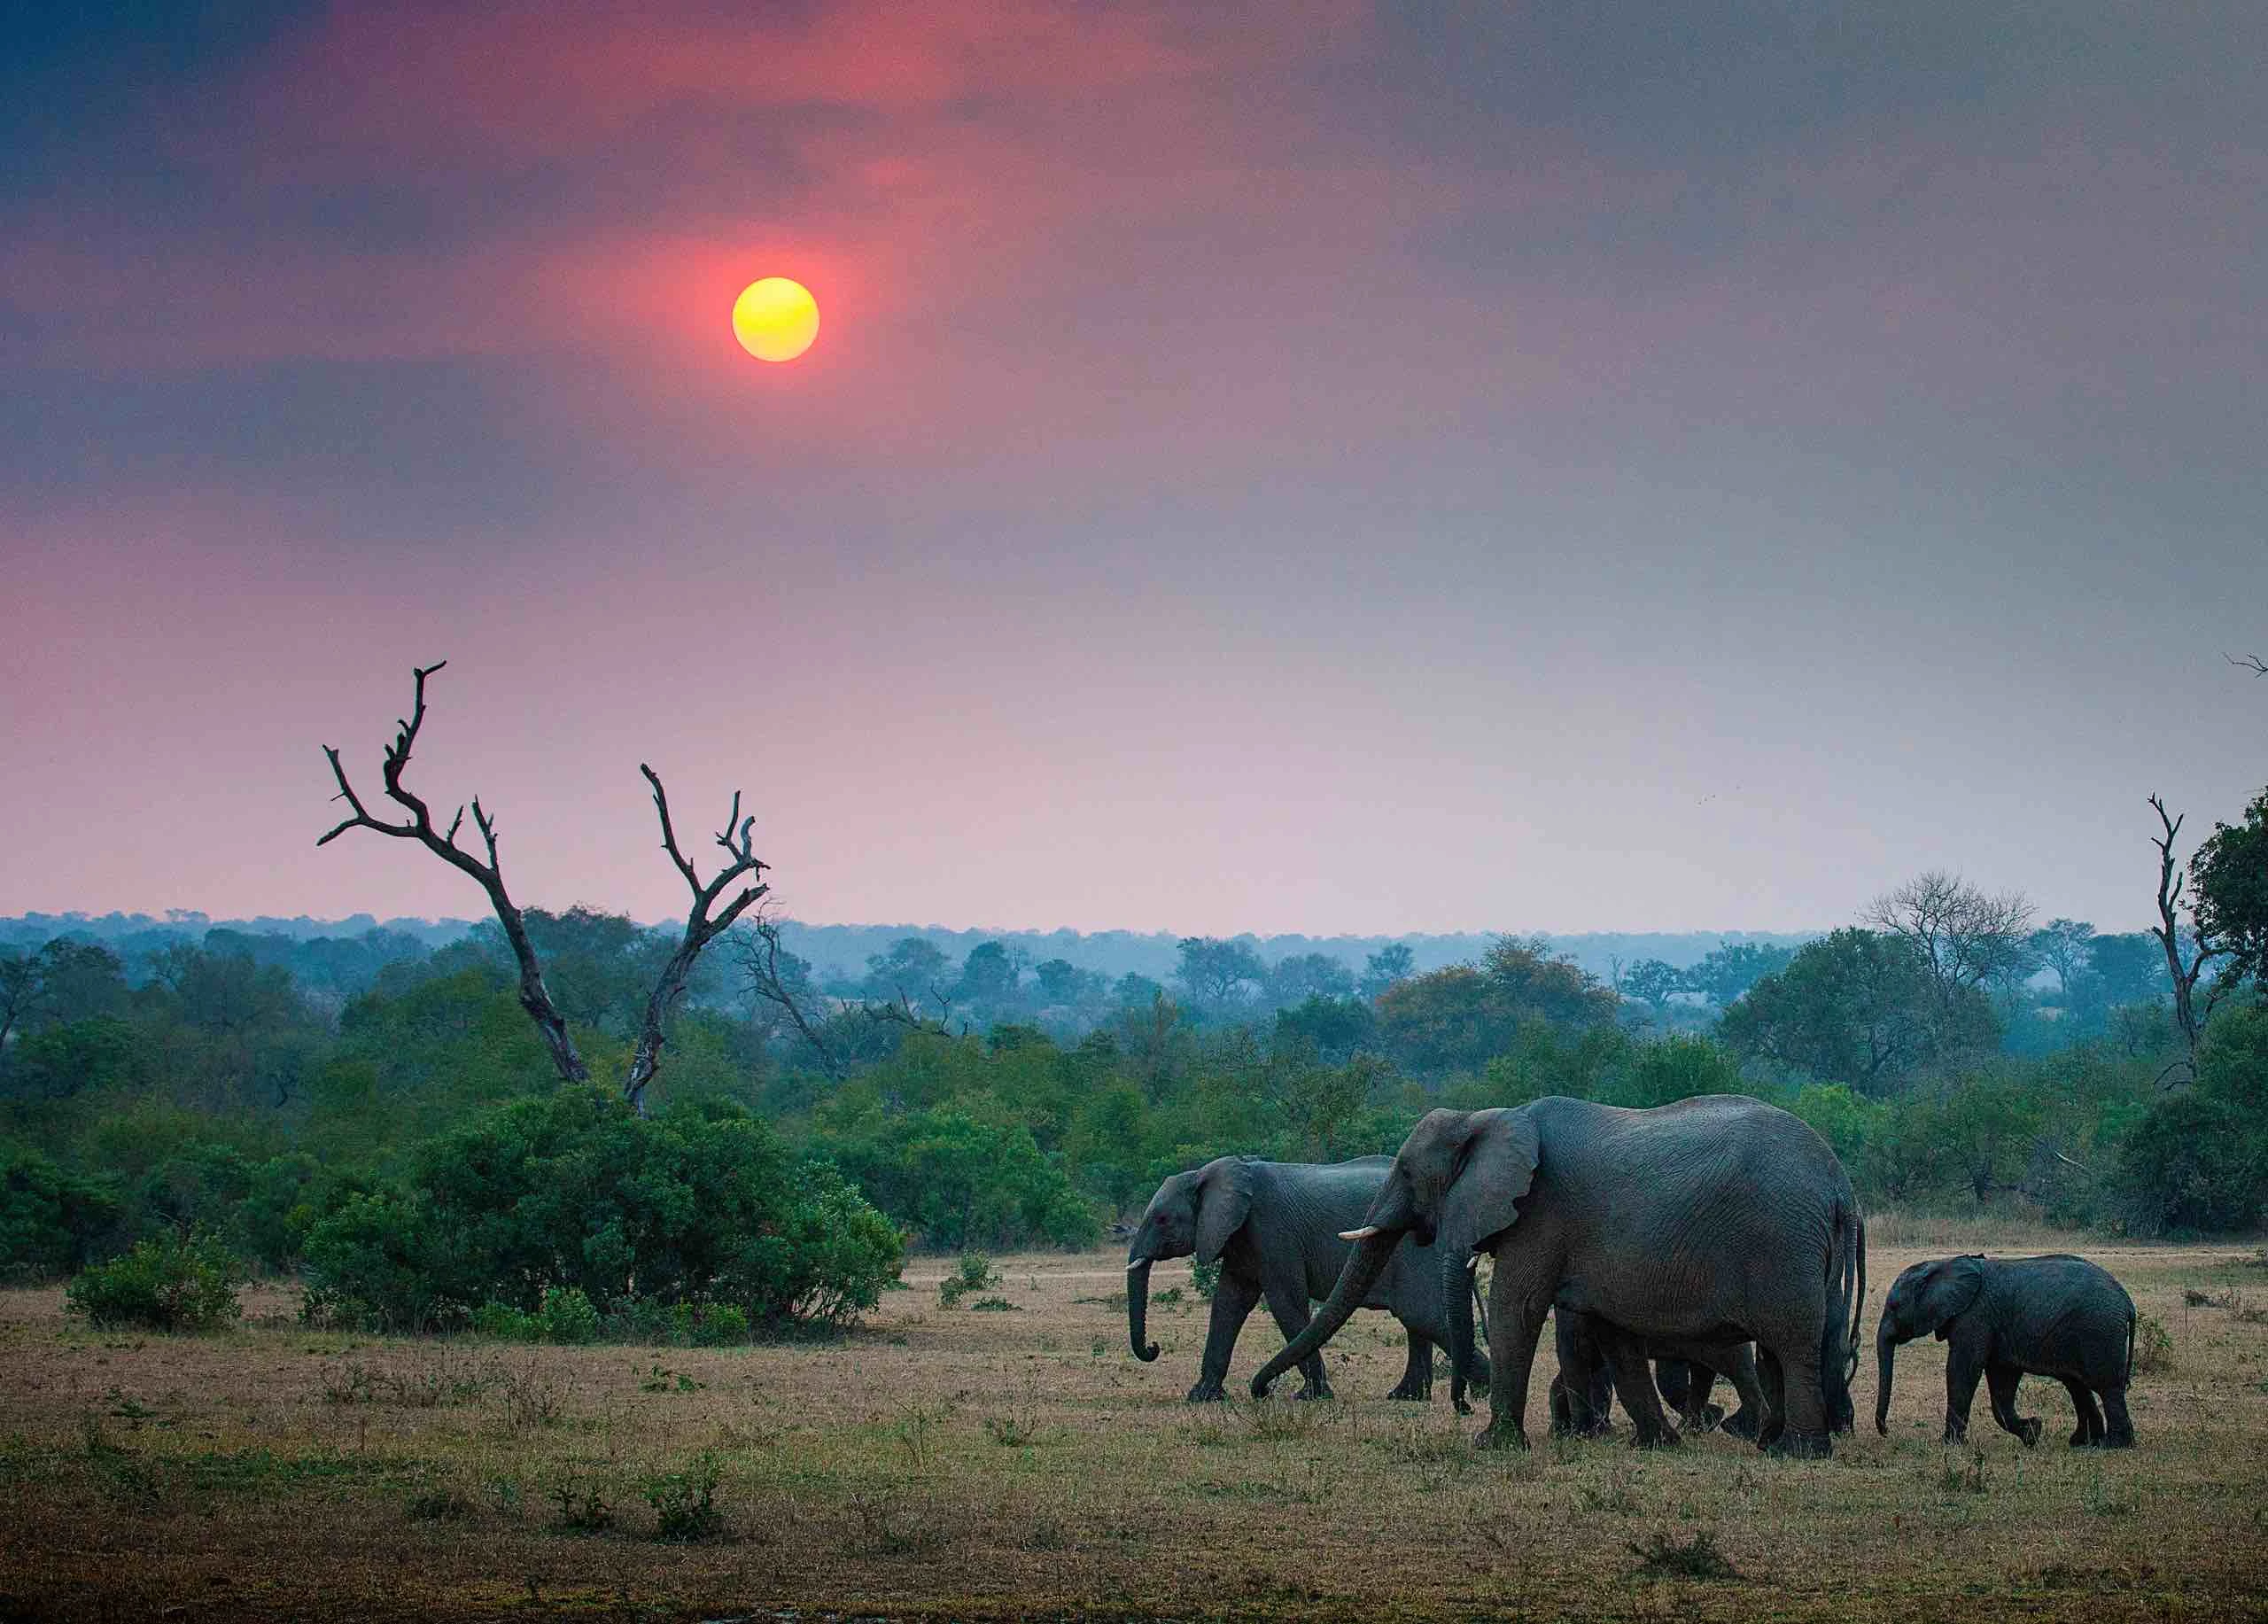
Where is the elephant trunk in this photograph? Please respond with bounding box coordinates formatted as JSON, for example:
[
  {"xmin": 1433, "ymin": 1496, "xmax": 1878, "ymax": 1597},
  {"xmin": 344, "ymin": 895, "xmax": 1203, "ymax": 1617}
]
[
  {"xmin": 1127, "ymin": 1257, "xmax": 1159, "ymax": 1362},
  {"xmin": 1444, "ymin": 1245, "xmax": 1479, "ymax": 1403},
  {"xmin": 1875, "ymin": 1324, "xmax": 1897, "ymax": 1435},
  {"xmin": 1250, "ymin": 1228, "xmax": 1399, "ymax": 1396}
]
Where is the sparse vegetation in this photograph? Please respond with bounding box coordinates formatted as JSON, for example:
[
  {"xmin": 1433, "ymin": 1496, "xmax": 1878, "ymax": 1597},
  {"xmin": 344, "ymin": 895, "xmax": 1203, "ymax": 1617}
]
[{"xmin": 1627, "ymin": 1527, "xmax": 1738, "ymax": 1581}]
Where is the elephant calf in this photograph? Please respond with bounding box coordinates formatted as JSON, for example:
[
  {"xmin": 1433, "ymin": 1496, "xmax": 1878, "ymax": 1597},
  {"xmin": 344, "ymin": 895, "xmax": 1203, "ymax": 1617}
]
[
  {"xmin": 1548, "ymin": 1309, "xmax": 1767, "ymax": 1446},
  {"xmin": 1876, "ymin": 1254, "xmax": 2136, "ymax": 1449},
  {"xmin": 1126, "ymin": 1154, "xmax": 1487, "ymax": 1405}
]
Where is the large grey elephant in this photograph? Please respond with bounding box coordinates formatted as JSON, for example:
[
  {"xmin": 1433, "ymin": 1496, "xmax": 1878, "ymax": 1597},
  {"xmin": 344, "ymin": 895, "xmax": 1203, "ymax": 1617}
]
[
  {"xmin": 1549, "ymin": 1311, "xmax": 1767, "ymax": 1444},
  {"xmin": 1126, "ymin": 1154, "xmax": 1489, "ymax": 1404},
  {"xmin": 1251, "ymin": 1096, "xmax": 1865, "ymax": 1457},
  {"xmin": 1876, "ymin": 1254, "xmax": 2136, "ymax": 1448}
]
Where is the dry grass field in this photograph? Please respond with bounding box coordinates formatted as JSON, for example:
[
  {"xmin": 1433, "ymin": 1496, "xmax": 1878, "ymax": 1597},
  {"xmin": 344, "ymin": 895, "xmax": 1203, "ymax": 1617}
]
[{"xmin": 3, "ymin": 1228, "xmax": 2265, "ymax": 1621}]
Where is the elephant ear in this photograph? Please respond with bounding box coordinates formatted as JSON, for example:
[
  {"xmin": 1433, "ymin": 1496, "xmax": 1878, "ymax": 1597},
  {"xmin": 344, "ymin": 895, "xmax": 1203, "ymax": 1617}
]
[
  {"xmin": 1192, "ymin": 1158, "xmax": 1254, "ymax": 1266},
  {"xmin": 1439, "ymin": 1107, "xmax": 1542, "ymax": 1260},
  {"xmin": 1920, "ymin": 1255, "xmax": 1985, "ymax": 1340}
]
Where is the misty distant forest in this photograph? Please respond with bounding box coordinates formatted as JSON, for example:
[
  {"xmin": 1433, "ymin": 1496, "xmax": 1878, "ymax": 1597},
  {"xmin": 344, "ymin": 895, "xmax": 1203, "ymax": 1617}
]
[{"xmin": 6, "ymin": 726, "xmax": 2267, "ymax": 1339}]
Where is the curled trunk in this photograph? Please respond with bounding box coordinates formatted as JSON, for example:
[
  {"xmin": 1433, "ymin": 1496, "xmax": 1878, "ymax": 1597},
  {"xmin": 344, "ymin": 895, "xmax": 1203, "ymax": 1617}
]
[
  {"xmin": 1127, "ymin": 1258, "xmax": 1159, "ymax": 1361},
  {"xmin": 1875, "ymin": 1328, "xmax": 1896, "ymax": 1434},
  {"xmin": 1251, "ymin": 1230, "xmax": 1399, "ymax": 1396}
]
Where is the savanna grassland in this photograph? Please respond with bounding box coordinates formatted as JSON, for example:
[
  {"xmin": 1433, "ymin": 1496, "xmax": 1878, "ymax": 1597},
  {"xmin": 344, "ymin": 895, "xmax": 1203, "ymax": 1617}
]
[{"xmin": 2, "ymin": 1232, "xmax": 2264, "ymax": 1622}]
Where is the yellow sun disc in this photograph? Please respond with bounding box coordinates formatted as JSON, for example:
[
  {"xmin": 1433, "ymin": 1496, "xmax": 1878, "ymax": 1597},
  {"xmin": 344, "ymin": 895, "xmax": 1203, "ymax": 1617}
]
[{"xmin": 732, "ymin": 277, "xmax": 819, "ymax": 362}]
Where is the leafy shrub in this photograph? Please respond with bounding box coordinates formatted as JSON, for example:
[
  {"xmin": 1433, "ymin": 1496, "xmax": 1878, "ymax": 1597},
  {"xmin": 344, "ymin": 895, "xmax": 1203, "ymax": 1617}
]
[
  {"xmin": 1191, "ymin": 1258, "xmax": 1221, "ymax": 1300},
  {"xmin": 471, "ymin": 1301, "xmax": 543, "ymax": 1340},
  {"xmin": 642, "ymin": 1453, "xmax": 726, "ymax": 1542},
  {"xmin": 938, "ymin": 1252, "xmax": 999, "ymax": 1308},
  {"xmin": 2132, "ymin": 1313, "xmax": 2173, "ymax": 1374},
  {"xmin": 301, "ymin": 1089, "xmax": 901, "ymax": 1332},
  {"xmin": 2113, "ymin": 1094, "xmax": 2264, "ymax": 1234},
  {"xmin": 820, "ymin": 1103, "xmax": 1100, "ymax": 1250},
  {"xmin": 0, "ymin": 1147, "xmax": 123, "ymax": 1281},
  {"xmin": 1627, "ymin": 1528, "xmax": 1737, "ymax": 1581},
  {"xmin": 539, "ymin": 1286, "xmax": 600, "ymax": 1344},
  {"xmin": 66, "ymin": 1228, "xmax": 242, "ymax": 1332},
  {"xmin": 696, "ymin": 1303, "xmax": 750, "ymax": 1344}
]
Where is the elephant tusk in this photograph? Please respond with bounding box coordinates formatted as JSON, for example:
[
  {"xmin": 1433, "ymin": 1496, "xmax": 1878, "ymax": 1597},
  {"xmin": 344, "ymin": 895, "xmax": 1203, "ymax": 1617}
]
[
  {"xmin": 1125, "ymin": 1260, "xmax": 1147, "ymax": 1272},
  {"xmin": 1465, "ymin": 1254, "xmax": 1480, "ymax": 1271},
  {"xmin": 1340, "ymin": 1225, "xmax": 1381, "ymax": 1241}
]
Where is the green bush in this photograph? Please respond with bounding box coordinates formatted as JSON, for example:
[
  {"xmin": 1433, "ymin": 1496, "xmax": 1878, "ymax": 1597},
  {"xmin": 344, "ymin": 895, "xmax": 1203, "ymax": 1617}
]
[
  {"xmin": 540, "ymin": 1286, "xmax": 600, "ymax": 1344},
  {"xmin": 65, "ymin": 1228, "xmax": 242, "ymax": 1332},
  {"xmin": 471, "ymin": 1301, "xmax": 543, "ymax": 1340},
  {"xmin": 937, "ymin": 1252, "xmax": 999, "ymax": 1308},
  {"xmin": 696, "ymin": 1303, "xmax": 750, "ymax": 1344},
  {"xmin": 1, "ymin": 1148, "xmax": 123, "ymax": 1281},
  {"xmin": 301, "ymin": 1088, "xmax": 901, "ymax": 1333}
]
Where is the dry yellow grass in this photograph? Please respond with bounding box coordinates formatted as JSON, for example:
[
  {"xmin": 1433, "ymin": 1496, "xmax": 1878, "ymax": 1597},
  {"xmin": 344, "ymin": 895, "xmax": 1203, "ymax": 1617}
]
[{"xmin": 1, "ymin": 1237, "xmax": 2264, "ymax": 1620}]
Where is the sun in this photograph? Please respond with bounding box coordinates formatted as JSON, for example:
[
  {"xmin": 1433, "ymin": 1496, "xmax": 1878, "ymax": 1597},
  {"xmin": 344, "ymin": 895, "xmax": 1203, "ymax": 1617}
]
[{"xmin": 732, "ymin": 277, "xmax": 819, "ymax": 362}]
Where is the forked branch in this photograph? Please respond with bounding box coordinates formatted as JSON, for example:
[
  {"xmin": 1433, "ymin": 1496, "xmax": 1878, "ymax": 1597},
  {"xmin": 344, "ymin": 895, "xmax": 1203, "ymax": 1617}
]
[
  {"xmin": 318, "ymin": 664, "xmax": 586, "ymax": 1084},
  {"xmin": 625, "ymin": 766, "xmax": 772, "ymax": 1113},
  {"xmin": 2148, "ymin": 792, "xmax": 2226, "ymax": 1076}
]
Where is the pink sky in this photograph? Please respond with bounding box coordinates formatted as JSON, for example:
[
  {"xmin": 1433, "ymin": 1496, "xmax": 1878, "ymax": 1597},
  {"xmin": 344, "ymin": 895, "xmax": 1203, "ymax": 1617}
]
[{"xmin": 4, "ymin": 1, "xmax": 2264, "ymax": 933}]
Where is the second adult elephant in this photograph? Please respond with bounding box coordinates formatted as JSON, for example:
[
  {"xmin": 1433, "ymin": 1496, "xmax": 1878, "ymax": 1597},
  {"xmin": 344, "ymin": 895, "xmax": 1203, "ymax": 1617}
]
[
  {"xmin": 1127, "ymin": 1154, "xmax": 1489, "ymax": 1404},
  {"xmin": 1252, "ymin": 1096, "xmax": 1865, "ymax": 1457}
]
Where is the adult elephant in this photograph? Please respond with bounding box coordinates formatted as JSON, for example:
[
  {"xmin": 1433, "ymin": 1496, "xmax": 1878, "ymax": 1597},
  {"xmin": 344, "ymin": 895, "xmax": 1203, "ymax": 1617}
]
[
  {"xmin": 1126, "ymin": 1154, "xmax": 1489, "ymax": 1405},
  {"xmin": 1251, "ymin": 1096, "xmax": 1865, "ymax": 1457}
]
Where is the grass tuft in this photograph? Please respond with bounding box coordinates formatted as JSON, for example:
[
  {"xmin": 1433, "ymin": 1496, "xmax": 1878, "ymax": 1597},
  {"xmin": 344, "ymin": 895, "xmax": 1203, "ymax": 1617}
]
[{"xmin": 1627, "ymin": 1527, "xmax": 1738, "ymax": 1581}]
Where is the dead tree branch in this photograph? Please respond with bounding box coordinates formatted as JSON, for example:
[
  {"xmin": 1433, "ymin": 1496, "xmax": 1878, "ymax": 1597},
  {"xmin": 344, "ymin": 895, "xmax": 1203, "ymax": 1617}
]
[
  {"xmin": 742, "ymin": 916, "xmax": 843, "ymax": 1080},
  {"xmin": 318, "ymin": 664, "xmax": 586, "ymax": 1084},
  {"xmin": 625, "ymin": 766, "xmax": 770, "ymax": 1114},
  {"xmin": 2148, "ymin": 792, "xmax": 2227, "ymax": 1079},
  {"xmin": 2228, "ymin": 652, "xmax": 2267, "ymax": 678}
]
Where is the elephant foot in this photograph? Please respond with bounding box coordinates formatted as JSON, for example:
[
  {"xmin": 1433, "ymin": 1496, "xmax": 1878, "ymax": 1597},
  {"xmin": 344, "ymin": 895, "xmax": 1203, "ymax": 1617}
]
[
  {"xmin": 1629, "ymin": 1422, "xmax": 1682, "ymax": 1451},
  {"xmin": 1680, "ymin": 1403, "xmax": 1725, "ymax": 1435},
  {"xmin": 1720, "ymin": 1407, "xmax": 1761, "ymax": 1442},
  {"xmin": 2101, "ymin": 1434, "xmax": 2136, "ymax": 1449},
  {"xmin": 1473, "ymin": 1420, "xmax": 1529, "ymax": 1452},
  {"xmin": 1766, "ymin": 1429, "xmax": 1833, "ymax": 1460},
  {"xmin": 2018, "ymin": 1417, "xmax": 2042, "ymax": 1448},
  {"xmin": 1293, "ymin": 1383, "xmax": 1334, "ymax": 1403},
  {"xmin": 1386, "ymin": 1376, "xmax": 1432, "ymax": 1402},
  {"xmin": 2070, "ymin": 1432, "xmax": 2098, "ymax": 1449},
  {"xmin": 1185, "ymin": 1380, "xmax": 1228, "ymax": 1403}
]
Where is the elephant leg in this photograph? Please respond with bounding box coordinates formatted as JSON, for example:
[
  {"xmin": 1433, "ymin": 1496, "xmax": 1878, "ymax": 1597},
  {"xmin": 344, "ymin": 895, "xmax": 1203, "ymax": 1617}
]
[
  {"xmin": 2062, "ymin": 1379, "xmax": 2103, "ymax": 1447},
  {"xmin": 1549, "ymin": 1311, "xmax": 1611, "ymax": 1438},
  {"xmin": 1985, "ymin": 1364, "xmax": 2040, "ymax": 1447},
  {"xmin": 1755, "ymin": 1348, "xmax": 1785, "ymax": 1452},
  {"xmin": 2098, "ymin": 1387, "xmax": 2135, "ymax": 1449},
  {"xmin": 1257, "ymin": 1271, "xmax": 1332, "ymax": 1400},
  {"xmin": 1670, "ymin": 1359, "xmax": 1725, "ymax": 1434},
  {"xmin": 1387, "ymin": 1330, "xmax": 1433, "ymax": 1402},
  {"xmin": 1476, "ymin": 1265, "xmax": 1547, "ymax": 1451},
  {"xmin": 1716, "ymin": 1345, "xmax": 1766, "ymax": 1441},
  {"xmin": 1600, "ymin": 1329, "xmax": 1679, "ymax": 1449},
  {"xmin": 1760, "ymin": 1325, "xmax": 1830, "ymax": 1458},
  {"xmin": 1188, "ymin": 1270, "xmax": 1261, "ymax": 1402},
  {"xmin": 1940, "ymin": 1344, "xmax": 1984, "ymax": 1445}
]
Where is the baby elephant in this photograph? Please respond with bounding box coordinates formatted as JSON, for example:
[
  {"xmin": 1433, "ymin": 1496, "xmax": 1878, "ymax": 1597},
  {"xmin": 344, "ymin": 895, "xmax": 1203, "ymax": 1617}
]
[{"xmin": 1876, "ymin": 1255, "xmax": 2135, "ymax": 1449}]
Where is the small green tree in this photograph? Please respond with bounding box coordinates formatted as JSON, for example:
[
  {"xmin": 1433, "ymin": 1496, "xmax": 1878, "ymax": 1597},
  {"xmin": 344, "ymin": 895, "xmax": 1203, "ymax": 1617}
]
[{"xmin": 66, "ymin": 1228, "xmax": 243, "ymax": 1332}]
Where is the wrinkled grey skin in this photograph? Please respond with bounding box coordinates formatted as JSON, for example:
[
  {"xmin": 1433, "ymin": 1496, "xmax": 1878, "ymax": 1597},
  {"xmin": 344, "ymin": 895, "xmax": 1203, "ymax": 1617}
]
[
  {"xmin": 1126, "ymin": 1155, "xmax": 1490, "ymax": 1405},
  {"xmin": 1876, "ymin": 1255, "xmax": 2136, "ymax": 1449},
  {"xmin": 1549, "ymin": 1311, "xmax": 1766, "ymax": 1445},
  {"xmin": 1252, "ymin": 1096, "xmax": 1865, "ymax": 1458}
]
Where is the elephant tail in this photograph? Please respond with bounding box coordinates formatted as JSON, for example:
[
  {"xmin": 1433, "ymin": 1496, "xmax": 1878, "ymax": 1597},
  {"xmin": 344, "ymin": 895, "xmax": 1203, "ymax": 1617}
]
[
  {"xmin": 2124, "ymin": 1306, "xmax": 2136, "ymax": 1387},
  {"xmin": 1819, "ymin": 1199, "xmax": 1863, "ymax": 1432}
]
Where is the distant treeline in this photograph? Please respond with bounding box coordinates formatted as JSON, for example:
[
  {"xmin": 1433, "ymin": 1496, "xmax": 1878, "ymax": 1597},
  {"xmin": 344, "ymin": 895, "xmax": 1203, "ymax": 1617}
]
[{"xmin": 1, "ymin": 913, "xmax": 1811, "ymax": 1006}]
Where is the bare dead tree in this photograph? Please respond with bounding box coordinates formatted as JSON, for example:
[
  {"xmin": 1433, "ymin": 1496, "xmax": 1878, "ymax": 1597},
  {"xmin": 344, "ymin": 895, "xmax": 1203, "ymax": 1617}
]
[
  {"xmin": 319, "ymin": 663, "xmax": 587, "ymax": 1085},
  {"xmin": 2147, "ymin": 793, "xmax": 2229, "ymax": 1079},
  {"xmin": 2228, "ymin": 652, "xmax": 2267, "ymax": 678},
  {"xmin": 625, "ymin": 768, "xmax": 769, "ymax": 1113},
  {"xmin": 741, "ymin": 915, "xmax": 844, "ymax": 1080}
]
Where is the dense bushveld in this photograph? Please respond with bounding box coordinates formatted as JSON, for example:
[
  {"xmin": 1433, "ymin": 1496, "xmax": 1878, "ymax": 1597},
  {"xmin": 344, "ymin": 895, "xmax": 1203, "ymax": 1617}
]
[
  {"xmin": 6, "ymin": 892, "xmax": 2267, "ymax": 1314},
  {"xmin": 2, "ymin": 1235, "xmax": 2264, "ymax": 1621}
]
